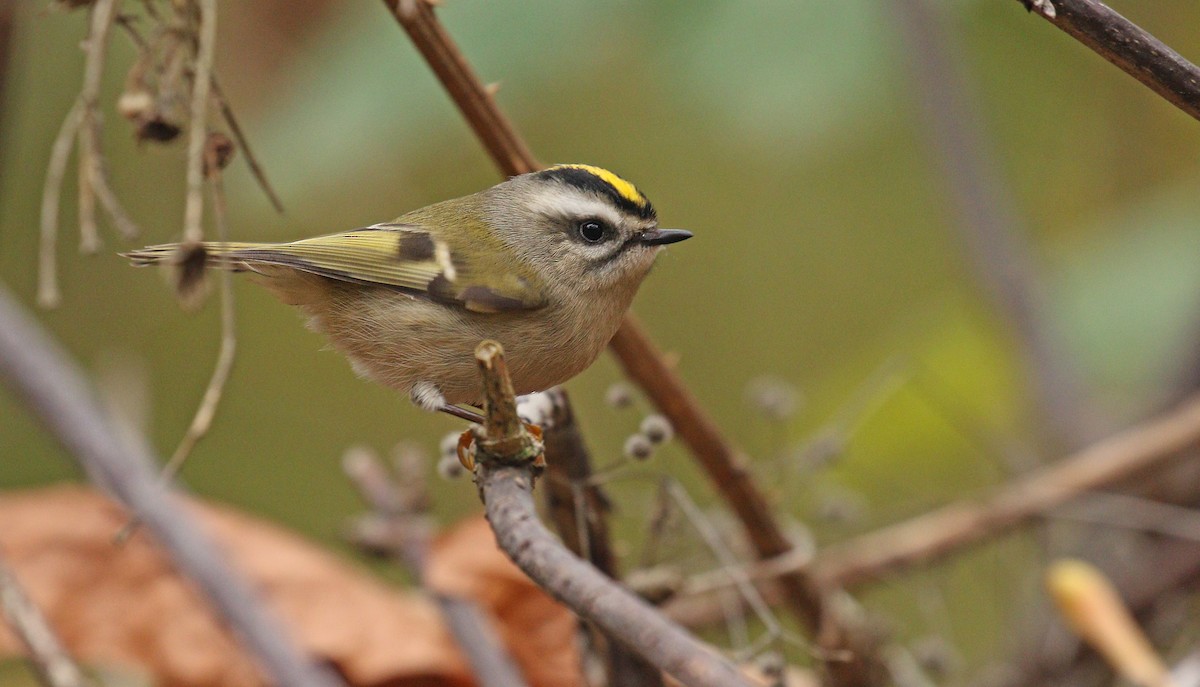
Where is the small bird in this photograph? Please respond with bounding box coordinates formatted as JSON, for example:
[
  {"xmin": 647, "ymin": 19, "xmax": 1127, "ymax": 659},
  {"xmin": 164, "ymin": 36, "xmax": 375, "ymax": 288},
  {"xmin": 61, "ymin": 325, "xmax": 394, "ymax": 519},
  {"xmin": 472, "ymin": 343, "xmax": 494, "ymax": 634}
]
[{"xmin": 125, "ymin": 164, "xmax": 691, "ymax": 416}]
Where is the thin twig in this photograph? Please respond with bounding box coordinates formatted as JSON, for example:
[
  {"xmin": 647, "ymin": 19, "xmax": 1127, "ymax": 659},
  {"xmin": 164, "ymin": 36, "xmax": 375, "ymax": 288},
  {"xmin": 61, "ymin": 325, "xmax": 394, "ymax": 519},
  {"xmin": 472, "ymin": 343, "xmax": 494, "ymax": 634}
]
[
  {"xmin": 815, "ymin": 393, "xmax": 1200, "ymax": 589},
  {"xmin": 161, "ymin": 140, "xmax": 236, "ymax": 482},
  {"xmin": 0, "ymin": 551, "xmax": 96, "ymax": 687},
  {"xmin": 78, "ymin": 0, "xmax": 139, "ymax": 241},
  {"xmin": 210, "ymin": 78, "xmax": 284, "ymax": 213},
  {"xmin": 1016, "ymin": 0, "xmax": 1200, "ymax": 123},
  {"xmin": 182, "ymin": 0, "xmax": 216, "ymax": 243},
  {"xmin": 665, "ymin": 479, "xmax": 786, "ymax": 660},
  {"xmin": 0, "ymin": 285, "xmax": 345, "ymax": 687},
  {"xmin": 342, "ymin": 447, "xmax": 529, "ymax": 687},
  {"xmin": 38, "ymin": 102, "xmax": 83, "ymax": 309},
  {"xmin": 111, "ymin": 16, "xmax": 283, "ymax": 216},
  {"xmin": 471, "ymin": 341, "xmax": 753, "ymax": 687},
  {"xmin": 76, "ymin": 127, "xmax": 99, "ymax": 253},
  {"xmin": 607, "ymin": 321, "xmax": 831, "ymax": 633}
]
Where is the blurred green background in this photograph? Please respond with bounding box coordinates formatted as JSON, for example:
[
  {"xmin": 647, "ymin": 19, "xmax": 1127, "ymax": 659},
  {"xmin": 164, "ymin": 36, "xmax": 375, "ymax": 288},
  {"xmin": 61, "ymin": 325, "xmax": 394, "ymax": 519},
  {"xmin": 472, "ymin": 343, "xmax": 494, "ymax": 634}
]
[{"xmin": 3, "ymin": 0, "xmax": 1200, "ymax": 675}]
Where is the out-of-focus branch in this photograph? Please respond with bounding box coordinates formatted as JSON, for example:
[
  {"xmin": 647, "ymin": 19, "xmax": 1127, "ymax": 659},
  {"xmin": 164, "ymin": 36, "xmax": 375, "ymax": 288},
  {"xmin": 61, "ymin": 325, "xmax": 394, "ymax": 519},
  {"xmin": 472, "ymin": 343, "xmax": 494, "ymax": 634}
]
[
  {"xmin": 814, "ymin": 393, "xmax": 1200, "ymax": 589},
  {"xmin": 379, "ymin": 2, "xmax": 867, "ymax": 676},
  {"xmin": 893, "ymin": 0, "xmax": 1093, "ymax": 448},
  {"xmin": 0, "ymin": 285, "xmax": 344, "ymax": 687},
  {"xmin": 1017, "ymin": 0, "xmax": 1200, "ymax": 123},
  {"xmin": 0, "ymin": 551, "xmax": 96, "ymax": 687},
  {"xmin": 343, "ymin": 447, "xmax": 529, "ymax": 687},
  {"xmin": 472, "ymin": 341, "xmax": 753, "ymax": 687},
  {"xmin": 0, "ymin": 0, "xmax": 16, "ymax": 176}
]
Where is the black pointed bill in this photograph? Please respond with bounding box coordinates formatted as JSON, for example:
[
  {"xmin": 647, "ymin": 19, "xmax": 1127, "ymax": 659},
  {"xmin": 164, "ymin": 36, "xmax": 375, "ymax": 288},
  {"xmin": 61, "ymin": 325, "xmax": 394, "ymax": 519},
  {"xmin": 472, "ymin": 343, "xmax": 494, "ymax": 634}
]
[{"xmin": 638, "ymin": 228, "xmax": 693, "ymax": 246}]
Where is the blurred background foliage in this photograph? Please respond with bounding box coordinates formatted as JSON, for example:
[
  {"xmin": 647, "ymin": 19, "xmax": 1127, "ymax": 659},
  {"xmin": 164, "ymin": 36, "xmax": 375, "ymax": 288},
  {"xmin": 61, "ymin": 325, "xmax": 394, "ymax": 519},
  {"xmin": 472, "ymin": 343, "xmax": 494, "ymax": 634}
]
[{"xmin": 3, "ymin": 0, "xmax": 1200, "ymax": 675}]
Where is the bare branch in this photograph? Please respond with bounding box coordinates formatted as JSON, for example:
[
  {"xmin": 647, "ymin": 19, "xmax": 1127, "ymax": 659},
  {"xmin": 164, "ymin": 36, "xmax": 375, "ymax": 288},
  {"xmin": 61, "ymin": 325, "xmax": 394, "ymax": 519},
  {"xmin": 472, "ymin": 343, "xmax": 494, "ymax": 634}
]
[
  {"xmin": 815, "ymin": 393, "xmax": 1200, "ymax": 589},
  {"xmin": 380, "ymin": 4, "xmax": 883, "ymax": 681},
  {"xmin": 0, "ymin": 285, "xmax": 344, "ymax": 687},
  {"xmin": 471, "ymin": 341, "xmax": 753, "ymax": 687},
  {"xmin": 607, "ymin": 321, "xmax": 830, "ymax": 630},
  {"xmin": 210, "ymin": 78, "xmax": 284, "ymax": 213},
  {"xmin": 0, "ymin": 551, "xmax": 95, "ymax": 687},
  {"xmin": 1016, "ymin": 0, "xmax": 1200, "ymax": 123}
]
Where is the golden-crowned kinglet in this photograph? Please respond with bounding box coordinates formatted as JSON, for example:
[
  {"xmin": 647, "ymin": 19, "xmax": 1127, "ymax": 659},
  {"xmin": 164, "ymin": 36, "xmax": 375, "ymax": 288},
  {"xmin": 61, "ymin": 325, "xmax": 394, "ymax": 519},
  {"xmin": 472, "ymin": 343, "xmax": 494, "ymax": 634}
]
[{"xmin": 126, "ymin": 164, "xmax": 691, "ymax": 414}]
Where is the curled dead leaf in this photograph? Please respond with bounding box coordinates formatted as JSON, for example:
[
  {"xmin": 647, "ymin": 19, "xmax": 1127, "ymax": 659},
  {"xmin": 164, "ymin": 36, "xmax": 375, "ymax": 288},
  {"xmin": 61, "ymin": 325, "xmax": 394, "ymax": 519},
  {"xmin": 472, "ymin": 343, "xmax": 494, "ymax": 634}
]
[{"xmin": 0, "ymin": 486, "xmax": 577, "ymax": 687}]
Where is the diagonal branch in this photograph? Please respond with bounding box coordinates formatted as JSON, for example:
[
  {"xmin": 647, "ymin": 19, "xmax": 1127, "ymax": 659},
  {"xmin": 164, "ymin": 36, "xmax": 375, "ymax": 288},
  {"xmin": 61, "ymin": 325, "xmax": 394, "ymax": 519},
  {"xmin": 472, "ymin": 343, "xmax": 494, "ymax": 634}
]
[
  {"xmin": 537, "ymin": 389, "xmax": 661, "ymax": 687},
  {"xmin": 380, "ymin": 0, "xmax": 836, "ymax": 649},
  {"xmin": 472, "ymin": 341, "xmax": 755, "ymax": 687},
  {"xmin": 1017, "ymin": 0, "xmax": 1200, "ymax": 123},
  {"xmin": 814, "ymin": 392, "xmax": 1200, "ymax": 589},
  {"xmin": 0, "ymin": 285, "xmax": 344, "ymax": 687}
]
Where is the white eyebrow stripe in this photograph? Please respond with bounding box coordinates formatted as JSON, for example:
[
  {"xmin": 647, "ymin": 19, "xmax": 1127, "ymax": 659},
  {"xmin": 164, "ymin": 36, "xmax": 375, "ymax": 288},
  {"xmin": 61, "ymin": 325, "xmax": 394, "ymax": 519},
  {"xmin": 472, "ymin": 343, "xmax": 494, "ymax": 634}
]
[{"xmin": 525, "ymin": 187, "xmax": 625, "ymax": 228}]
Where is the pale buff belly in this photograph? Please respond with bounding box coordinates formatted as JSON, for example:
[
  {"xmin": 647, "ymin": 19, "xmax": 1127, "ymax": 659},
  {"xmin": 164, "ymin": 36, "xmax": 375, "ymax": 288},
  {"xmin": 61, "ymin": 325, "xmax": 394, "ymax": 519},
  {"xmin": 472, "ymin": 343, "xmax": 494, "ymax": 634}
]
[{"xmin": 300, "ymin": 283, "xmax": 622, "ymax": 405}]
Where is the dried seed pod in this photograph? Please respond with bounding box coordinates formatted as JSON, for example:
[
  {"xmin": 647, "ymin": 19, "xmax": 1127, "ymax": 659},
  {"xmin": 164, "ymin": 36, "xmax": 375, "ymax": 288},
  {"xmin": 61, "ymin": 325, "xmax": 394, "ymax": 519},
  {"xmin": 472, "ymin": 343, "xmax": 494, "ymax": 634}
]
[
  {"xmin": 604, "ymin": 381, "xmax": 634, "ymax": 409},
  {"xmin": 436, "ymin": 452, "xmax": 466, "ymax": 480},
  {"xmin": 173, "ymin": 241, "xmax": 209, "ymax": 308},
  {"xmin": 639, "ymin": 414, "xmax": 673, "ymax": 444},
  {"xmin": 623, "ymin": 433, "xmax": 654, "ymax": 461},
  {"xmin": 744, "ymin": 375, "xmax": 801, "ymax": 421},
  {"xmin": 204, "ymin": 132, "xmax": 236, "ymax": 174}
]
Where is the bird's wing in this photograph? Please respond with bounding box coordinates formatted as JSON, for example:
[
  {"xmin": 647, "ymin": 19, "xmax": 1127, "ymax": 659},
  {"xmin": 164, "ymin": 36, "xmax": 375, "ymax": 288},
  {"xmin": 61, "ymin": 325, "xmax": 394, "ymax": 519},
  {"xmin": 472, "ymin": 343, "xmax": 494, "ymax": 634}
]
[{"xmin": 226, "ymin": 223, "xmax": 548, "ymax": 313}]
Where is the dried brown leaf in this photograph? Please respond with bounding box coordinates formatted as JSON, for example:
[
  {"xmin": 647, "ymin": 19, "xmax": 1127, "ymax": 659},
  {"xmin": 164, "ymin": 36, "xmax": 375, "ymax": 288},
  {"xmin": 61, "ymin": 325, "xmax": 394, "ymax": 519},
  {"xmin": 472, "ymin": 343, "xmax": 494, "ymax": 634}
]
[
  {"xmin": 0, "ymin": 486, "xmax": 472, "ymax": 687},
  {"xmin": 427, "ymin": 517, "xmax": 582, "ymax": 687}
]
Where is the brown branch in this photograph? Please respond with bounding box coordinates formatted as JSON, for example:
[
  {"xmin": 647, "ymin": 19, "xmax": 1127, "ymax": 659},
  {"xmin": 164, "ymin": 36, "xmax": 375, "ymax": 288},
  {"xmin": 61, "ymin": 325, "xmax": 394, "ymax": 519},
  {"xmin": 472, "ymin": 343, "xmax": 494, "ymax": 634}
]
[
  {"xmin": 0, "ymin": 551, "xmax": 96, "ymax": 687},
  {"xmin": 0, "ymin": 285, "xmax": 344, "ymax": 687},
  {"xmin": 472, "ymin": 342, "xmax": 754, "ymax": 687},
  {"xmin": 538, "ymin": 388, "xmax": 662, "ymax": 687},
  {"xmin": 342, "ymin": 447, "xmax": 529, "ymax": 687},
  {"xmin": 815, "ymin": 393, "xmax": 1200, "ymax": 589},
  {"xmin": 378, "ymin": 0, "xmax": 846, "ymax": 667},
  {"xmin": 607, "ymin": 322, "xmax": 828, "ymax": 630},
  {"xmin": 1018, "ymin": 0, "xmax": 1200, "ymax": 123}
]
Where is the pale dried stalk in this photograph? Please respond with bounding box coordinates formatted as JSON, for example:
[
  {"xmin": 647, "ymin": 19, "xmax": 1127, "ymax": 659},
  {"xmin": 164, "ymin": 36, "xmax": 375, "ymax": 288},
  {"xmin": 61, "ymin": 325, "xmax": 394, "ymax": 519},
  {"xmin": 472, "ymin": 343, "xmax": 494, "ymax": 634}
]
[
  {"xmin": 182, "ymin": 0, "xmax": 216, "ymax": 243},
  {"xmin": 38, "ymin": 102, "xmax": 83, "ymax": 309},
  {"xmin": 78, "ymin": 0, "xmax": 139, "ymax": 241},
  {"xmin": 0, "ymin": 552, "xmax": 95, "ymax": 687},
  {"xmin": 161, "ymin": 156, "xmax": 235, "ymax": 482}
]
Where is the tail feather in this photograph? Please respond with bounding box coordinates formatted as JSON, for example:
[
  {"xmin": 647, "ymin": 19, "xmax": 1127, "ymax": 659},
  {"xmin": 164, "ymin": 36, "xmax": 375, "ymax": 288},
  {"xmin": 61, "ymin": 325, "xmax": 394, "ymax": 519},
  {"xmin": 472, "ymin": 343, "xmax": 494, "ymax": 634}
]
[{"xmin": 122, "ymin": 242, "xmax": 271, "ymax": 269}]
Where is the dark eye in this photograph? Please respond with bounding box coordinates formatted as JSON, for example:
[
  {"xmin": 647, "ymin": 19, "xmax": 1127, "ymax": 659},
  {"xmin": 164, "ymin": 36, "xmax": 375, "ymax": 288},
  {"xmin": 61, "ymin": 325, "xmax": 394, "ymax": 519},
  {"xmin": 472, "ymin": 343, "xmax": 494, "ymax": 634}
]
[{"xmin": 576, "ymin": 219, "xmax": 608, "ymax": 243}]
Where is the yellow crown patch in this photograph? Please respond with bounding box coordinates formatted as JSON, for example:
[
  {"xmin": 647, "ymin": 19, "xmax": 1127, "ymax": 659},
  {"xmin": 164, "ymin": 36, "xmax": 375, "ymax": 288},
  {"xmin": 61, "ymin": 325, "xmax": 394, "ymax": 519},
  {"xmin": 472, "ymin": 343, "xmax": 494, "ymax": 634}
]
[{"xmin": 549, "ymin": 164, "xmax": 649, "ymax": 209}]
